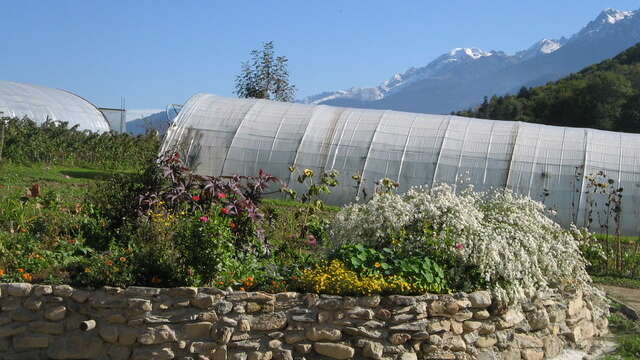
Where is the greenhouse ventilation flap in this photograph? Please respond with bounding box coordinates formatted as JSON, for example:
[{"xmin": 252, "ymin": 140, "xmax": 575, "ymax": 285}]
[
  {"xmin": 0, "ymin": 80, "xmax": 110, "ymax": 132},
  {"xmin": 161, "ymin": 94, "xmax": 640, "ymax": 235}
]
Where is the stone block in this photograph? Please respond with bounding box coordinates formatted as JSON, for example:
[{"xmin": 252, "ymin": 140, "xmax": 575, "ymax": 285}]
[
  {"xmin": 305, "ymin": 326, "xmax": 341, "ymax": 341},
  {"xmin": 32, "ymin": 285, "xmax": 53, "ymax": 296},
  {"xmin": 250, "ymin": 312, "xmax": 287, "ymax": 331},
  {"xmin": 52, "ymin": 285, "xmax": 73, "ymax": 297},
  {"xmin": 30, "ymin": 321, "xmax": 65, "ymax": 335},
  {"xmin": 167, "ymin": 287, "xmax": 198, "ymax": 298},
  {"xmin": 526, "ymin": 308, "xmax": 549, "ymax": 330},
  {"xmin": 131, "ymin": 346, "xmax": 175, "ymax": 360},
  {"xmin": 44, "ymin": 305, "xmax": 66, "ymax": 321},
  {"xmin": 313, "ymin": 342, "xmax": 355, "ymax": 359},
  {"xmin": 192, "ymin": 294, "xmax": 216, "ymax": 309},
  {"xmin": 362, "ymin": 340, "xmax": 383, "ymax": 359},
  {"xmin": 468, "ymin": 291, "xmax": 492, "ymax": 308},
  {"xmin": 13, "ymin": 334, "xmax": 49, "ymax": 350},
  {"xmin": 0, "ymin": 323, "xmax": 27, "ymax": 337},
  {"xmin": 2, "ymin": 283, "xmax": 32, "ymax": 297},
  {"xmin": 389, "ymin": 333, "xmax": 411, "ymax": 345},
  {"xmin": 183, "ymin": 322, "xmax": 213, "ymax": 339},
  {"xmin": 107, "ymin": 344, "xmax": 132, "ymax": 360},
  {"xmin": 47, "ymin": 333, "xmax": 105, "ymax": 359},
  {"xmin": 521, "ymin": 349, "xmax": 544, "ymax": 360},
  {"xmin": 475, "ymin": 336, "xmax": 497, "ymax": 348},
  {"xmin": 99, "ymin": 324, "xmax": 119, "ymax": 343}
]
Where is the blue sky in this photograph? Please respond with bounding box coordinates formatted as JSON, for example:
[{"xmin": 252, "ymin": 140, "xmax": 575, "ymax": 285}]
[{"xmin": 2, "ymin": 1, "xmax": 639, "ymax": 110}]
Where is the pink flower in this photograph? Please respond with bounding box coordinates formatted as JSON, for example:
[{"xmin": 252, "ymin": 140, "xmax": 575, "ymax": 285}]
[
  {"xmin": 307, "ymin": 234, "xmax": 317, "ymax": 247},
  {"xmin": 220, "ymin": 208, "xmax": 230, "ymax": 215},
  {"xmin": 199, "ymin": 216, "xmax": 209, "ymax": 223},
  {"xmin": 217, "ymin": 192, "xmax": 226, "ymax": 200},
  {"xmin": 455, "ymin": 243, "xmax": 464, "ymax": 250}
]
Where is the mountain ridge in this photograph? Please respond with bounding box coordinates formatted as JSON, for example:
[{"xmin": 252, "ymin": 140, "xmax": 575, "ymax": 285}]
[
  {"xmin": 302, "ymin": 8, "xmax": 640, "ymax": 114},
  {"xmin": 455, "ymin": 41, "xmax": 640, "ymax": 133}
]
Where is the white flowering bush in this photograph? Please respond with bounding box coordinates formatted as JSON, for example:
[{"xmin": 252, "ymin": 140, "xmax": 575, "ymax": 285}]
[{"xmin": 331, "ymin": 183, "xmax": 600, "ymax": 304}]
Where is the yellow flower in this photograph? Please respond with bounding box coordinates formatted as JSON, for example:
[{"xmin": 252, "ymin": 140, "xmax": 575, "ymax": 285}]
[
  {"xmin": 374, "ymin": 262, "xmax": 381, "ymax": 268},
  {"xmin": 303, "ymin": 168, "xmax": 314, "ymax": 177},
  {"xmin": 298, "ymin": 260, "xmax": 417, "ymax": 296}
]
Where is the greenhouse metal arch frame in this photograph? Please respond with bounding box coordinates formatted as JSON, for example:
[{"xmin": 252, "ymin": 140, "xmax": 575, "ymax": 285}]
[{"xmin": 162, "ymin": 94, "xmax": 640, "ymax": 235}]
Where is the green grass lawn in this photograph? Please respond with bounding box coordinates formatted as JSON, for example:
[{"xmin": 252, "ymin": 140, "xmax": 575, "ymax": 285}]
[
  {"xmin": 594, "ymin": 233, "xmax": 640, "ymax": 244},
  {"xmin": 0, "ymin": 163, "xmax": 137, "ymax": 201},
  {"xmin": 593, "ymin": 276, "xmax": 640, "ymax": 289},
  {"xmin": 0, "ymin": 163, "xmax": 125, "ymax": 185},
  {"xmin": 603, "ymin": 307, "xmax": 640, "ymax": 360}
]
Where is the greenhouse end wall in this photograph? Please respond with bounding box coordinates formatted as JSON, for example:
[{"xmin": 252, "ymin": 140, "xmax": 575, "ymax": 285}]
[{"xmin": 161, "ymin": 94, "xmax": 640, "ymax": 235}]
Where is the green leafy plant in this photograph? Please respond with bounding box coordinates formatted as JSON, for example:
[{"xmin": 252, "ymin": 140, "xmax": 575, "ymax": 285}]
[
  {"xmin": 333, "ymin": 244, "xmax": 446, "ymax": 293},
  {"xmin": 281, "ymin": 167, "xmax": 340, "ymax": 246},
  {"xmin": 172, "ymin": 210, "xmax": 235, "ymax": 285}
]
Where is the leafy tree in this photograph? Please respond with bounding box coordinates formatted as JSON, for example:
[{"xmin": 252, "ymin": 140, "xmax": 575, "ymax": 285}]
[{"xmin": 235, "ymin": 41, "xmax": 296, "ymax": 102}]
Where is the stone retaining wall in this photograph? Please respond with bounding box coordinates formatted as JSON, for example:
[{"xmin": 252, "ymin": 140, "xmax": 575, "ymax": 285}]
[{"xmin": 0, "ymin": 283, "xmax": 608, "ymax": 360}]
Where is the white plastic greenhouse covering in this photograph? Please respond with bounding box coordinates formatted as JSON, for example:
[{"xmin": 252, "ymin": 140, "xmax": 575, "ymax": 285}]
[
  {"xmin": 162, "ymin": 94, "xmax": 640, "ymax": 235},
  {"xmin": 0, "ymin": 80, "xmax": 110, "ymax": 132}
]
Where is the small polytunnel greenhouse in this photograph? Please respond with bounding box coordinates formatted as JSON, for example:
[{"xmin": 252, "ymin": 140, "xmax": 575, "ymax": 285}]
[
  {"xmin": 161, "ymin": 94, "xmax": 640, "ymax": 235},
  {"xmin": 0, "ymin": 80, "xmax": 110, "ymax": 132}
]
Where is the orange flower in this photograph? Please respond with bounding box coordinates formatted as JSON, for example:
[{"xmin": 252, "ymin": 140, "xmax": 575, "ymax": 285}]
[
  {"xmin": 105, "ymin": 260, "xmax": 114, "ymax": 266},
  {"xmin": 0, "ymin": 269, "xmax": 5, "ymax": 276},
  {"xmin": 119, "ymin": 257, "xmax": 127, "ymax": 263},
  {"xmin": 246, "ymin": 276, "xmax": 254, "ymax": 282},
  {"xmin": 84, "ymin": 267, "xmax": 92, "ymax": 273},
  {"xmin": 17, "ymin": 268, "xmax": 24, "ymax": 273},
  {"xmin": 21, "ymin": 273, "xmax": 33, "ymax": 282},
  {"xmin": 239, "ymin": 287, "xmax": 245, "ymax": 291},
  {"xmin": 217, "ymin": 281, "xmax": 225, "ymax": 285},
  {"xmin": 151, "ymin": 276, "xmax": 161, "ymax": 284}
]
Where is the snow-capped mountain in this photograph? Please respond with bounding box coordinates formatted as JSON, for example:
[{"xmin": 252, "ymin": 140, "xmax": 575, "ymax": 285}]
[
  {"xmin": 515, "ymin": 38, "xmax": 567, "ymax": 61},
  {"xmin": 381, "ymin": 48, "xmax": 509, "ymax": 95},
  {"xmin": 589, "ymin": 8, "xmax": 634, "ymax": 26},
  {"xmin": 572, "ymin": 8, "xmax": 640, "ymax": 42},
  {"xmin": 303, "ymin": 47, "xmax": 513, "ymax": 105},
  {"xmin": 302, "ymin": 8, "xmax": 640, "ymax": 114}
]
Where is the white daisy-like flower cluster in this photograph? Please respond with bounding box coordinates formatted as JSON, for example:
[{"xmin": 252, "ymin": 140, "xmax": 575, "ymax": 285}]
[{"xmin": 331, "ymin": 183, "xmax": 602, "ymax": 305}]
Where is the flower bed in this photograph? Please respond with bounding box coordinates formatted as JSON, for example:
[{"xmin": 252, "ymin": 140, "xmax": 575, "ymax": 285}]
[{"xmin": 1, "ymin": 145, "xmax": 608, "ymax": 324}]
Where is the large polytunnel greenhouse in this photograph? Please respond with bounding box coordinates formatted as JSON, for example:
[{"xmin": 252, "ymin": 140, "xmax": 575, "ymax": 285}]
[
  {"xmin": 0, "ymin": 80, "xmax": 111, "ymax": 132},
  {"xmin": 162, "ymin": 94, "xmax": 640, "ymax": 235}
]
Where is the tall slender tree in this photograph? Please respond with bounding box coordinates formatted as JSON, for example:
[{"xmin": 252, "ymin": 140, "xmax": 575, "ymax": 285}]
[{"xmin": 235, "ymin": 41, "xmax": 296, "ymax": 102}]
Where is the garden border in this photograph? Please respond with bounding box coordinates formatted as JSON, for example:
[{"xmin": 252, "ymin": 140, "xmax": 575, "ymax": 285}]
[{"xmin": 0, "ymin": 283, "xmax": 608, "ymax": 360}]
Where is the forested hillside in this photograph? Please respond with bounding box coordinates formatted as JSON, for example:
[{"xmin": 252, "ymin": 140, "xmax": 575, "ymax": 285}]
[{"xmin": 456, "ymin": 42, "xmax": 640, "ymax": 132}]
